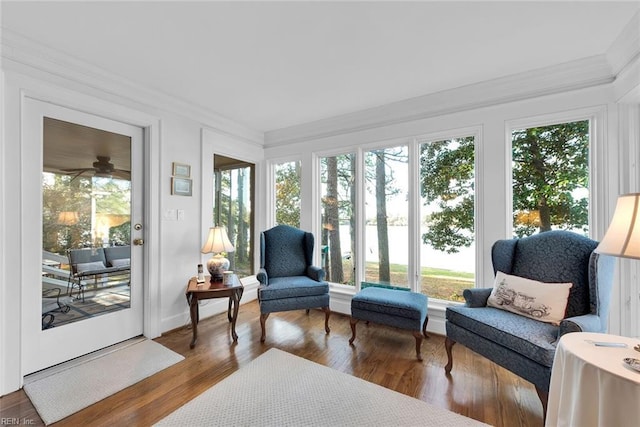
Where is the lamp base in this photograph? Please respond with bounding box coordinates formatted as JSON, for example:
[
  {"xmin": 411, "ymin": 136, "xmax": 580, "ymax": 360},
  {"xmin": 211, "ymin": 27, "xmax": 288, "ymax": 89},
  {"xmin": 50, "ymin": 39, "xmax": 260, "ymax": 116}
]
[{"xmin": 207, "ymin": 254, "xmax": 230, "ymax": 282}]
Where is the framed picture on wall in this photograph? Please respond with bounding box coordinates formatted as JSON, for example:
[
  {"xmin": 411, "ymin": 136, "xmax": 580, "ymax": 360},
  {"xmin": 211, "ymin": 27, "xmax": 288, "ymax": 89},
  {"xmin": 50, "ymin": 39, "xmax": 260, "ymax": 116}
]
[
  {"xmin": 172, "ymin": 162, "xmax": 191, "ymax": 178},
  {"xmin": 171, "ymin": 177, "xmax": 192, "ymax": 196}
]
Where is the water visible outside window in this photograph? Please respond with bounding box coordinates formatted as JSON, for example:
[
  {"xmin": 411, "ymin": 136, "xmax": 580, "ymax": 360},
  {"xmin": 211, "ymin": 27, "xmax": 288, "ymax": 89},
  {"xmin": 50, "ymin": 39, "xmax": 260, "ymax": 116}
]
[
  {"xmin": 364, "ymin": 146, "xmax": 409, "ymax": 288},
  {"xmin": 419, "ymin": 136, "xmax": 475, "ymax": 302},
  {"xmin": 320, "ymin": 153, "xmax": 356, "ymax": 286}
]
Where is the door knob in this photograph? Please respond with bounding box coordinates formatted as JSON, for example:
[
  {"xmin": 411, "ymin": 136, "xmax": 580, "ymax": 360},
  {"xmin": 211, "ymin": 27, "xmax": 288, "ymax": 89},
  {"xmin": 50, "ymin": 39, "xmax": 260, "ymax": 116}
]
[{"xmin": 133, "ymin": 238, "xmax": 144, "ymax": 246}]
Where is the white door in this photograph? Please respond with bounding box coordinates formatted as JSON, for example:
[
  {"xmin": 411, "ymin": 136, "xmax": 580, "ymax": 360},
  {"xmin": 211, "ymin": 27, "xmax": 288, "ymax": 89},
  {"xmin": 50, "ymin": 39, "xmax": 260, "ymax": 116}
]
[{"xmin": 22, "ymin": 97, "xmax": 144, "ymax": 374}]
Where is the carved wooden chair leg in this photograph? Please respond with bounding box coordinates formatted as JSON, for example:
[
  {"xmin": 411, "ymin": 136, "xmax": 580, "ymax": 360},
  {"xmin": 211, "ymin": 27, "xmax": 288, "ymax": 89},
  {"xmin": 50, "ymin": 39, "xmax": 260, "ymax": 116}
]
[
  {"xmin": 322, "ymin": 306, "xmax": 331, "ymax": 334},
  {"xmin": 535, "ymin": 386, "xmax": 548, "ymax": 422},
  {"xmin": 422, "ymin": 315, "xmax": 429, "ymax": 338},
  {"xmin": 444, "ymin": 337, "xmax": 456, "ymax": 374},
  {"xmin": 413, "ymin": 331, "xmax": 424, "ymax": 361},
  {"xmin": 349, "ymin": 318, "xmax": 359, "ymax": 344},
  {"xmin": 260, "ymin": 313, "xmax": 270, "ymax": 343}
]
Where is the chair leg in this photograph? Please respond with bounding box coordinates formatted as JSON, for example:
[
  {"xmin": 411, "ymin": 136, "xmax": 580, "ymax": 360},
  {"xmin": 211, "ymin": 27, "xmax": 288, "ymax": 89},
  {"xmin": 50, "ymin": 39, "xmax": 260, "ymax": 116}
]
[
  {"xmin": 422, "ymin": 315, "xmax": 429, "ymax": 338},
  {"xmin": 535, "ymin": 386, "xmax": 548, "ymax": 422},
  {"xmin": 444, "ymin": 337, "xmax": 456, "ymax": 374},
  {"xmin": 260, "ymin": 313, "xmax": 269, "ymax": 343},
  {"xmin": 322, "ymin": 306, "xmax": 331, "ymax": 334},
  {"xmin": 349, "ymin": 318, "xmax": 359, "ymax": 344},
  {"xmin": 413, "ymin": 331, "xmax": 424, "ymax": 361}
]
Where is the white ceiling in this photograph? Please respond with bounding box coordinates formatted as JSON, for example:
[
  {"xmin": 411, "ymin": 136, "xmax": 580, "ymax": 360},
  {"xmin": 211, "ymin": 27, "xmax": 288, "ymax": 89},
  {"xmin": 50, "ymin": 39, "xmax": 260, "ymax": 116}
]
[{"xmin": 2, "ymin": 1, "xmax": 639, "ymax": 133}]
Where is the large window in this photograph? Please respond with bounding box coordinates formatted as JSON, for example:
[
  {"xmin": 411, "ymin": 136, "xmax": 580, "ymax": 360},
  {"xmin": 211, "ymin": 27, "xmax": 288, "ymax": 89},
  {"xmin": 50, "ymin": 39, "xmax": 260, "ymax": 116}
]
[
  {"xmin": 364, "ymin": 146, "xmax": 409, "ymax": 288},
  {"xmin": 320, "ymin": 153, "xmax": 356, "ymax": 286},
  {"xmin": 511, "ymin": 120, "xmax": 589, "ymax": 237},
  {"xmin": 275, "ymin": 160, "xmax": 301, "ymax": 228},
  {"xmin": 419, "ymin": 136, "xmax": 475, "ymax": 302},
  {"xmin": 214, "ymin": 155, "xmax": 254, "ymax": 277},
  {"xmin": 316, "ymin": 137, "xmax": 476, "ymax": 303}
]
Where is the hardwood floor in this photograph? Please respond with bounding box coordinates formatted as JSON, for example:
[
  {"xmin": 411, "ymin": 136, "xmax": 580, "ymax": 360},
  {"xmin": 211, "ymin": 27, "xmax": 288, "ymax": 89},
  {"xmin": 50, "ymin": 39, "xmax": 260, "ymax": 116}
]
[{"xmin": 0, "ymin": 300, "xmax": 544, "ymax": 426}]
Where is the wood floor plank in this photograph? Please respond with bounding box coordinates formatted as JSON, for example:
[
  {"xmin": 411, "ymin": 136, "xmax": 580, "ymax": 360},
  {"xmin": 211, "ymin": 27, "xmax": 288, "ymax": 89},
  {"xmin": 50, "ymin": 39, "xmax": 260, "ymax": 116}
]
[{"xmin": 0, "ymin": 300, "xmax": 543, "ymax": 426}]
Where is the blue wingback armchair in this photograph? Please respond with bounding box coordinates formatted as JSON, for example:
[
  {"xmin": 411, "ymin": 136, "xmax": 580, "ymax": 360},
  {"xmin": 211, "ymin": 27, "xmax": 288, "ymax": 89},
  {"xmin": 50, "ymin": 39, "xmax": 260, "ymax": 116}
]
[
  {"xmin": 257, "ymin": 225, "xmax": 331, "ymax": 342},
  {"xmin": 444, "ymin": 230, "xmax": 615, "ymax": 416}
]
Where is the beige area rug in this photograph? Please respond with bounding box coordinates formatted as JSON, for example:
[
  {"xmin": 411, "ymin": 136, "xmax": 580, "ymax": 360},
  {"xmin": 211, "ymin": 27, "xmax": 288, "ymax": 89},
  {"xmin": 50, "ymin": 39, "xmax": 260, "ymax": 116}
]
[
  {"xmin": 24, "ymin": 339, "xmax": 184, "ymax": 425},
  {"xmin": 156, "ymin": 348, "xmax": 488, "ymax": 427}
]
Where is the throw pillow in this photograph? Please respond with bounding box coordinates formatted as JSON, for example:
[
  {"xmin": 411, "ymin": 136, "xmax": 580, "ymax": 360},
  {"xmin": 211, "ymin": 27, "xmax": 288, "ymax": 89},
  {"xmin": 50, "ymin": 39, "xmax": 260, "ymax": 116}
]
[
  {"xmin": 487, "ymin": 271, "xmax": 572, "ymax": 325},
  {"xmin": 109, "ymin": 258, "xmax": 130, "ymax": 268},
  {"xmin": 75, "ymin": 261, "xmax": 106, "ymax": 273}
]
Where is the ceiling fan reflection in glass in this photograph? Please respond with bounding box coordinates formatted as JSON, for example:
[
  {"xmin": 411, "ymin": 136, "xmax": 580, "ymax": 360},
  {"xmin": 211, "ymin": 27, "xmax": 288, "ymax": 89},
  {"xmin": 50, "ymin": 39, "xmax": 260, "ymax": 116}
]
[{"xmin": 63, "ymin": 156, "xmax": 130, "ymax": 181}]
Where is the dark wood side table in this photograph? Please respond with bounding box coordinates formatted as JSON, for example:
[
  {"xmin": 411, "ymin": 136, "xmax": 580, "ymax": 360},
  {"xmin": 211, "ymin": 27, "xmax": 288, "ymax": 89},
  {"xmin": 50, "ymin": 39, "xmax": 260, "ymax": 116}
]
[{"xmin": 185, "ymin": 274, "xmax": 243, "ymax": 348}]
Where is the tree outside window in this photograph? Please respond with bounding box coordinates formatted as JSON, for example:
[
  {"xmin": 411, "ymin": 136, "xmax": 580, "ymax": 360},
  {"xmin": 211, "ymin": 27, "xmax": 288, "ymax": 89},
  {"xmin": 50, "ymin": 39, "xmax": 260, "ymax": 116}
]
[
  {"xmin": 512, "ymin": 120, "xmax": 589, "ymax": 237},
  {"xmin": 43, "ymin": 173, "xmax": 131, "ymax": 254},
  {"xmin": 364, "ymin": 146, "xmax": 409, "ymax": 287},
  {"xmin": 275, "ymin": 161, "xmax": 301, "ymax": 228},
  {"xmin": 419, "ymin": 136, "xmax": 475, "ymax": 302},
  {"xmin": 320, "ymin": 153, "xmax": 356, "ymax": 286},
  {"xmin": 214, "ymin": 156, "xmax": 254, "ymax": 277}
]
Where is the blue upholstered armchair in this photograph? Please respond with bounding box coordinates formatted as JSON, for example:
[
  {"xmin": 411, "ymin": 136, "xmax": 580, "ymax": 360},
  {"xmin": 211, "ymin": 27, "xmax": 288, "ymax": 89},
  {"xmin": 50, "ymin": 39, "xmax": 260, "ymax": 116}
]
[
  {"xmin": 257, "ymin": 225, "xmax": 331, "ymax": 342},
  {"xmin": 444, "ymin": 230, "xmax": 615, "ymax": 415}
]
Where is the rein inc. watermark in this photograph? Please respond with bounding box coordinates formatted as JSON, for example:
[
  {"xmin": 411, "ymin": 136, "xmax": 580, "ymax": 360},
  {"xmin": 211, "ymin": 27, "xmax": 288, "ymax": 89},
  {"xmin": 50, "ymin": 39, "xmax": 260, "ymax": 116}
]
[{"xmin": 1, "ymin": 418, "xmax": 35, "ymax": 425}]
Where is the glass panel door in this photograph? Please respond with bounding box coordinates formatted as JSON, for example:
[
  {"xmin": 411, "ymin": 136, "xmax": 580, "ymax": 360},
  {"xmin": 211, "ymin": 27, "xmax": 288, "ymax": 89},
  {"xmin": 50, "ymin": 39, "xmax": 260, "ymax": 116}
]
[{"xmin": 23, "ymin": 98, "xmax": 144, "ymax": 375}]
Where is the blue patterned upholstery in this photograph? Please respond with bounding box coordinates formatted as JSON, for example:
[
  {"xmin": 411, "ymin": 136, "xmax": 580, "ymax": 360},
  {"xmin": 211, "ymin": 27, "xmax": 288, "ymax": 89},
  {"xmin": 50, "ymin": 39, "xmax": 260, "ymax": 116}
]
[
  {"xmin": 352, "ymin": 287, "xmax": 428, "ymax": 330},
  {"xmin": 350, "ymin": 287, "xmax": 429, "ymax": 360},
  {"xmin": 445, "ymin": 230, "xmax": 615, "ymax": 411},
  {"xmin": 259, "ymin": 276, "xmax": 329, "ymax": 301},
  {"xmin": 257, "ymin": 225, "xmax": 331, "ymax": 342},
  {"xmin": 447, "ymin": 306, "xmax": 558, "ymax": 367}
]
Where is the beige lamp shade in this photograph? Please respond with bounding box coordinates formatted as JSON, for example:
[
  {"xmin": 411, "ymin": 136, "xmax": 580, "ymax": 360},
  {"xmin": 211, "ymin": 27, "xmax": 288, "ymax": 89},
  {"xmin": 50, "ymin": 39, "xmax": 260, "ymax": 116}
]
[
  {"xmin": 201, "ymin": 226, "xmax": 235, "ymax": 254},
  {"xmin": 595, "ymin": 193, "xmax": 640, "ymax": 260},
  {"xmin": 57, "ymin": 211, "xmax": 79, "ymax": 225},
  {"xmin": 201, "ymin": 226, "xmax": 235, "ymax": 281}
]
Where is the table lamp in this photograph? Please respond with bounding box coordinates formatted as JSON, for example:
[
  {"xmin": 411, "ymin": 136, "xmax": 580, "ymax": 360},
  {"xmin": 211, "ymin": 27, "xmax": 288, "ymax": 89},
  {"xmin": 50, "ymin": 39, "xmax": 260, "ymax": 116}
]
[
  {"xmin": 57, "ymin": 211, "xmax": 79, "ymax": 225},
  {"xmin": 201, "ymin": 226, "xmax": 235, "ymax": 282},
  {"xmin": 595, "ymin": 193, "xmax": 640, "ymax": 259}
]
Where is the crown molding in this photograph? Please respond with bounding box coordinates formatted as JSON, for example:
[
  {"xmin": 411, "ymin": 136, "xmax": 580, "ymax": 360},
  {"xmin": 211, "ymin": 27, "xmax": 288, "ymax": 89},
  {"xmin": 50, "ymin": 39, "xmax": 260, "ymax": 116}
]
[
  {"xmin": 607, "ymin": 10, "xmax": 640, "ymax": 76},
  {"xmin": 263, "ymin": 8, "xmax": 640, "ymax": 147},
  {"xmin": 265, "ymin": 55, "xmax": 614, "ymax": 147},
  {"xmin": 0, "ymin": 28, "xmax": 264, "ymax": 147}
]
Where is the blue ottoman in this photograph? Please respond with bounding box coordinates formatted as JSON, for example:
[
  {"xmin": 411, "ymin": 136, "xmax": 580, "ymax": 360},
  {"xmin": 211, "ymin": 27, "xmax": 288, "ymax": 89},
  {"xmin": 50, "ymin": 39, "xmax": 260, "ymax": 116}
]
[{"xmin": 349, "ymin": 287, "xmax": 429, "ymax": 360}]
